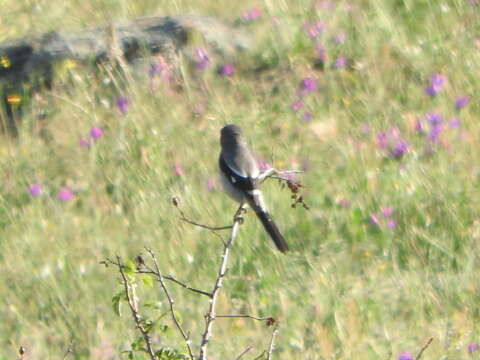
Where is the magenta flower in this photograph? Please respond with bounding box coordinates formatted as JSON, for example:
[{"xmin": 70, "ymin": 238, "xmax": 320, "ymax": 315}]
[
  {"xmin": 428, "ymin": 124, "xmax": 443, "ymax": 142},
  {"xmin": 90, "ymin": 126, "xmax": 103, "ymax": 140},
  {"xmin": 449, "ymin": 117, "xmax": 461, "ymax": 128},
  {"xmin": 455, "ymin": 96, "xmax": 470, "ymax": 110},
  {"xmin": 28, "ymin": 184, "xmax": 43, "ymax": 196},
  {"xmin": 338, "ymin": 199, "xmax": 351, "ymax": 208},
  {"xmin": 305, "ymin": 22, "xmax": 325, "ymax": 38},
  {"xmin": 468, "ymin": 343, "xmax": 479, "ymax": 354},
  {"xmin": 299, "ymin": 77, "xmax": 318, "ymax": 97},
  {"xmin": 219, "ymin": 64, "xmax": 235, "ymax": 76},
  {"xmin": 369, "ymin": 214, "xmax": 380, "ymax": 226},
  {"xmin": 425, "ymin": 73, "xmax": 446, "ymax": 96},
  {"xmin": 174, "ymin": 163, "xmax": 184, "ymax": 177},
  {"xmin": 149, "ymin": 62, "xmax": 164, "ymax": 78},
  {"xmin": 425, "ymin": 112, "xmax": 442, "ymax": 126},
  {"xmin": 291, "ymin": 100, "xmax": 304, "ymax": 112},
  {"xmin": 335, "ymin": 56, "xmax": 347, "ymax": 69},
  {"xmin": 415, "ymin": 119, "xmax": 425, "ymax": 134},
  {"xmin": 195, "ymin": 48, "xmax": 210, "ymax": 70},
  {"xmin": 302, "ymin": 111, "xmax": 313, "ymax": 122},
  {"xmin": 377, "ymin": 132, "xmax": 389, "ymax": 149},
  {"xmin": 58, "ymin": 188, "xmax": 74, "ymax": 202},
  {"xmin": 389, "ymin": 139, "xmax": 408, "ymax": 158},
  {"xmin": 116, "ymin": 96, "xmax": 130, "ymax": 115},
  {"xmin": 242, "ymin": 8, "xmax": 262, "ymax": 21},
  {"xmin": 382, "ymin": 207, "xmax": 394, "ymax": 217},
  {"xmin": 387, "ymin": 219, "xmax": 397, "ymax": 228},
  {"xmin": 398, "ymin": 352, "xmax": 413, "ymax": 360}
]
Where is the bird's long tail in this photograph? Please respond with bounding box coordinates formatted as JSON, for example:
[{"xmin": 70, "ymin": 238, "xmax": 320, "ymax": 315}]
[{"xmin": 251, "ymin": 204, "xmax": 289, "ymax": 253}]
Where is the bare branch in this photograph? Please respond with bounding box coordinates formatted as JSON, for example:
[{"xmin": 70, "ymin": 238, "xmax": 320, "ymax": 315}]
[
  {"xmin": 266, "ymin": 326, "xmax": 279, "ymax": 360},
  {"xmin": 198, "ymin": 216, "xmax": 241, "ymax": 360},
  {"xmin": 172, "ymin": 197, "xmax": 233, "ymax": 231},
  {"xmin": 415, "ymin": 338, "xmax": 433, "ymax": 360},
  {"xmin": 137, "ymin": 269, "xmax": 212, "ymax": 298},
  {"xmin": 235, "ymin": 346, "xmax": 253, "ymax": 360},
  {"xmin": 145, "ymin": 248, "xmax": 195, "ymax": 360},
  {"xmin": 258, "ymin": 168, "xmax": 303, "ymax": 183},
  {"xmin": 216, "ymin": 315, "xmax": 275, "ymax": 323},
  {"xmin": 116, "ymin": 256, "xmax": 157, "ymax": 360}
]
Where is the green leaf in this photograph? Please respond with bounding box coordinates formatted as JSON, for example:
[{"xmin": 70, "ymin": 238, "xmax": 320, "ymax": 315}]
[
  {"xmin": 112, "ymin": 292, "xmax": 123, "ymax": 316},
  {"xmin": 141, "ymin": 274, "xmax": 155, "ymax": 288},
  {"xmin": 124, "ymin": 260, "xmax": 136, "ymax": 277}
]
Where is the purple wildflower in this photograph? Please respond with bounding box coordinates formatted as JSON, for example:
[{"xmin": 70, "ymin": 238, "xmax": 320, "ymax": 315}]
[
  {"xmin": 90, "ymin": 127, "xmax": 103, "ymax": 140},
  {"xmin": 425, "ymin": 112, "xmax": 442, "ymax": 126},
  {"xmin": 377, "ymin": 132, "xmax": 389, "ymax": 149},
  {"xmin": 369, "ymin": 214, "xmax": 380, "ymax": 226},
  {"xmin": 455, "ymin": 96, "xmax": 470, "ymax": 110},
  {"xmin": 449, "ymin": 117, "xmax": 461, "ymax": 128},
  {"xmin": 291, "ymin": 100, "xmax": 304, "ymax": 112},
  {"xmin": 398, "ymin": 352, "xmax": 413, "ymax": 360},
  {"xmin": 305, "ymin": 22, "xmax": 325, "ymax": 38},
  {"xmin": 335, "ymin": 56, "xmax": 347, "ymax": 69},
  {"xmin": 425, "ymin": 73, "xmax": 446, "ymax": 96},
  {"xmin": 116, "ymin": 96, "xmax": 130, "ymax": 115},
  {"xmin": 58, "ymin": 188, "xmax": 74, "ymax": 202},
  {"xmin": 28, "ymin": 184, "xmax": 42, "ymax": 196},
  {"xmin": 149, "ymin": 62, "xmax": 164, "ymax": 78},
  {"xmin": 428, "ymin": 124, "xmax": 443, "ymax": 142},
  {"xmin": 242, "ymin": 8, "xmax": 262, "ymax": 21},
  {"xmin": 389, "ymin": 139, "xmax": 408, "ymax": 158},
  {"xmin": 299, "ymin": 77, "xmax": 318, "ymax": 97},
  {"xmin": 302, "ymin": 111, "xmax": 313, "ymax": 122},
  {"xmin": 338, "ymin": 199, "xmax": 351, "ymax": 208},
  {"xmin": 415, "ymin": 119, "xmax": 425, "ymax": 134},
  {"xmin": 195, "ymin": 48, "xmax": 210, "ymax": 70},
  {"xmin": 468, "ymin": 343, "xmax": 480, "ymax": 354},
  {"xmin": 382, "ymin": 207, "xmax": 394, "ymax": 217},
  {"xmin": 387, "ymin": 219, "xmax": 397, "ymax": 228},
  {"xmin": 219, "ymin": 64, "xmax": 235, "ymax": 77}
]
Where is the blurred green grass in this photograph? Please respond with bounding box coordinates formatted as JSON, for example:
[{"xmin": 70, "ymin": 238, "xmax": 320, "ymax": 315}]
[{"xmin": 1, "ymin": 0, "xmax": 480, "ymax": 359}]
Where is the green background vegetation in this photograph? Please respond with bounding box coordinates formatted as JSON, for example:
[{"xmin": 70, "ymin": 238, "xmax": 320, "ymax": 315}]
[{"xmin": 1, "ymin": 0, "xmax": 479, "ymax": 358}]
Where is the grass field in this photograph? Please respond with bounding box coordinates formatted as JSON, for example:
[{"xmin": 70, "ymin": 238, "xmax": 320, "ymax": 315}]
[{"xmin": 1, "ymin": 0, "xmax": 480, "ymax": 359}]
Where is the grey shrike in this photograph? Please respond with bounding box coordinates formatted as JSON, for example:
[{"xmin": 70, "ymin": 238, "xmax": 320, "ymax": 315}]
[{"xmin": 219, "ymin": 124, "xmax": 289, "ymax": 253}]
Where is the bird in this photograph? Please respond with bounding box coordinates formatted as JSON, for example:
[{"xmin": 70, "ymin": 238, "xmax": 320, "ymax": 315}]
[{"xmin": 218, "ymin": 124, "xmax": 289, "ymax": 253}]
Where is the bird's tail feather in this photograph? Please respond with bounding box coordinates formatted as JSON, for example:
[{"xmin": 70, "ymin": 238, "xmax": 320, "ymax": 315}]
[{"xmin": 251, "ymin": 205, "xmax": 289, "ymax": 253}]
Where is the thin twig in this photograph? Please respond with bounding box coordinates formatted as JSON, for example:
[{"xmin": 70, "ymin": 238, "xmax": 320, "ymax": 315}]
[
  {"xmin": 258, "ymin": 168, "xmax": 303, "ymax": 183},
  {"xmin": 145, "ymin": 248, "xmax": 195, "ymax": 360},
  {"xmin": 235, "ymin": 346, "xmax": 253, "ymax": 360},
  {"xmin": 137, "ymin": 269, "xmax": 212, "ymax": 298},
  {"xmin": 415, "ymin": 338, "xmax": 433, "ymax": 360},
  {"xmin": 266, "ymin": 326, "xmax": 279, "ymax": 360},
  {"xmin": 173, "ymin": 197, "xmax": 233, "ymax": 231},
  {"xmin": 216, "ymin": 315, "xmax": 274, "ymax": 322},
  {"xmin": 116, "ymin": 256, "xmax": 157, "ymax": 360},
  {"xmin": 253, "ymin": 351, "xmax": 266, "ymax": 360},
  {"xmin": 163, "ymin": 274, "xmax": 213, "ymax": 298},
  {"xmin": 198, "ymin": 217, "xmax": 241, "ymax": 360}
]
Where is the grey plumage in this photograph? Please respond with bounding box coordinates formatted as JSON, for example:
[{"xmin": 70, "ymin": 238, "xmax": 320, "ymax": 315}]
[{"xmin": 219, "ymin": 124, "xmax": 289, "ymax": 253}]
